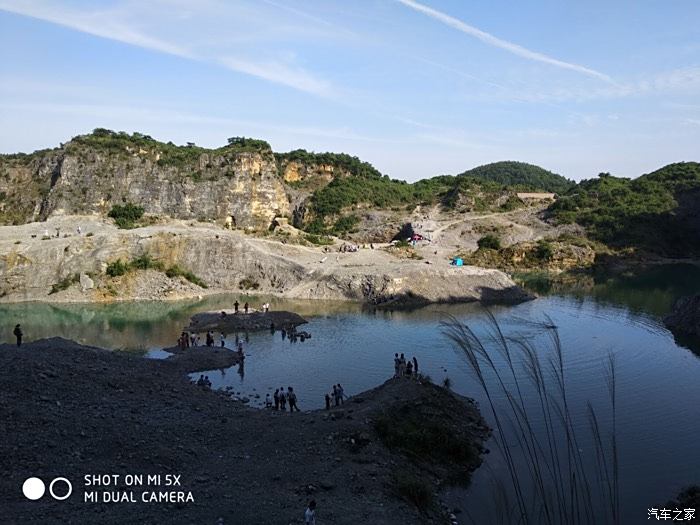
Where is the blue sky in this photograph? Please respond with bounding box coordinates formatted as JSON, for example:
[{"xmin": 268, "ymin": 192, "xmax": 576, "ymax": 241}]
[{"xmin": 1, "ymin": 0, "xmax": 699, "ymax": 181}]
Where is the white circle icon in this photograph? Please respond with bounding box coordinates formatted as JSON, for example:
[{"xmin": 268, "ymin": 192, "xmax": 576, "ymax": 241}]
[
  {"xmin": 49, "ymin": 477, "xmax": 72, "ymax": 501},
  {"xmin": 22, "ymin": 477, "xmax": 45, "ymax": 500}
]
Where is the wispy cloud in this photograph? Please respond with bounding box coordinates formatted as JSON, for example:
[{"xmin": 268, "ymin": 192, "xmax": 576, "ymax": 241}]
[
  {"xmin": 0, "ymin": 1, "xmax": 194, "ymax": 57},
  {"xmin": 217, "ymin": 57, "xmax": 332, "ymax": 97},
  {"xmin": 513, "ymin": 66, "xmax": 700, "ymax": 103},
  {"xmin": 0, "ymin": 0, "xmax": 332, "ymax": 96},
  {"xmin": 395, "ymin": 0, "xmax": 613, "ymax": 83}
]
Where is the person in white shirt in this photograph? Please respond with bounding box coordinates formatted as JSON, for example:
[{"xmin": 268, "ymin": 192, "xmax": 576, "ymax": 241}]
[{"xmin": 305, "ymin": 500, "xmax": 316, "ymax": 525}]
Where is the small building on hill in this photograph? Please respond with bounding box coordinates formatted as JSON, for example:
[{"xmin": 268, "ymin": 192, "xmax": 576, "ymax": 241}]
[{"xmin": 516, "ymin": 192, "xmax": 556, "ymax": 201}]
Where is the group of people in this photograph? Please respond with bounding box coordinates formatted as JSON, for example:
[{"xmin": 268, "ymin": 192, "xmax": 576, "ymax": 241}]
[
  {"xmin": 324, "ymin": 384, "xmax": 346, "ymax": 409},
  {"xmin": 195, "ymin": 375, "xmax": 212, "ymax": 389},
  {"xmin": 394, "ymin": 353, "xmax": 419, "ymax": 378},
  {"xmin": 280, "ymin": 325, "xmax": 311, "ymax": 343},
  {"xmin": 230, "ymin": 300, "xmax": 270, "ymax": 315},
  {"xmin": 266, "ymin": 386, "xmax": 300, "ymax": 412},
  {"xmin": 177, "ymin": 331, "xmax": 246, "ymax": 362},
  {"xmin": 233, "ymin": 300, "xmax": 249, "ymax": 314},
  {"xmin": 204, "ymin": 331, "xmax": 229, "ymax": 348}
]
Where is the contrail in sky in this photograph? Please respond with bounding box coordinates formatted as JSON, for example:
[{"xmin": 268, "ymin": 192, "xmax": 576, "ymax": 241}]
[{"xmin": 396, "ymin": 0, "xmax": 613, "ymax": 83}]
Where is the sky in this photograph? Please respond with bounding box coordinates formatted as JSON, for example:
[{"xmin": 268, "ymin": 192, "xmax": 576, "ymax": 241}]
[{"xmin": 0, "ymin": 0, "xmax": 699, "ymax": 182}]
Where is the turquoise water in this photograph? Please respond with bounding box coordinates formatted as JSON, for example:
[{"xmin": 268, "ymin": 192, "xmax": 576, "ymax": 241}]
[{"xmin": 2, "ymin": 264, "xmax": 700, "ymax": 524}]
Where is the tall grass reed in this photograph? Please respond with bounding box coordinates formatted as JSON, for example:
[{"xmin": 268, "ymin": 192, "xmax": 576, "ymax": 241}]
[{"xmin": 442, "ymin": 311, "xmax": 619, "ymax": 525}]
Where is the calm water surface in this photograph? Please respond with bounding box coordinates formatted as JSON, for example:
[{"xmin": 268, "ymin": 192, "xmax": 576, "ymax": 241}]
[{"xmin": 2, "ymin": 264, "xmax": 700, "ymax": 524}]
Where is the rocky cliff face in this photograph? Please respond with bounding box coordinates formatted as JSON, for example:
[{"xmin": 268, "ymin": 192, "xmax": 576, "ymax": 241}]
[
  {"xmin": 0, "ymin": 135, "xmax": 290, "ymax": 230},
  {"xmin": 279, "ymin": 160, "xmax": 338, "ymax": 185},
  {"xmin": 275, "ymin": 158, "xmax": 354, "ymax": 227}
]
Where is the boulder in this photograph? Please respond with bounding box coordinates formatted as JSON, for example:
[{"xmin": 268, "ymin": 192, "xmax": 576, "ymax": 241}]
[
  {"xmin": 79, "ymin": 272, "xmax": 94, "ymax": 292},
  {"xmin": 665, "ymin": 295, "xmax": 700, "ymax": 337}
]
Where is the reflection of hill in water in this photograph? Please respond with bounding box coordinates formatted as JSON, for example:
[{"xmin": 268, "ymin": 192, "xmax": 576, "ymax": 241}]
[
  {"xmin": 0, "ymin": 295, "xmax": 374, "ymax": 350},
  {"xmin": 4, "ymin": 266, "xmax": 700, "ymax": 353},
  {"xmin": 519, "ymin": 263, "xmax": 700, "ymax": 319},
  {"xmin": 517, "ymin": 263, "xmax": 700, "ymax": 357},
  {"xmin": 0, "ymin": 293, "xmax": 502, "ymax": 350}
]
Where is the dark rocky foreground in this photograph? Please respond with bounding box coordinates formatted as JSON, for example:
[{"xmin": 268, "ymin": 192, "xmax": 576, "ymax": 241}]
[
  {"xmin": 1, "ymin": 339, "xmax": 488, "ymax": 524},
  {"xmin": 187, "ymin": 310, "xmax": 308, "ymax": 333}
]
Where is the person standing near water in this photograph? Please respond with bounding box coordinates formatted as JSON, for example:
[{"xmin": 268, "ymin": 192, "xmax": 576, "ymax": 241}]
[
  {"xmin": 288, "ymin": 387, "xmax": 300, "ymax": 412},
  {"xmin": 220, "ymin": 333, "xmax": 226, "ymax": 348},
  {"xmin": 13, "ymin": 324, "xmax": 23, "ymax": 347},
  {"xmin": 244, "ymin": 302, "xmax": 249, "ymax": 314},
  {"xmin": 325, "ymin": 392, "xmax": 331, "ymax": 410},
  {"xmin": 304, "ymin": 500, "xmax": 316, "ymax": 525},
  {"xmin": 394, "ymin": 353, "xmax": 400, "ymax": 377},
  {"xmin": 337, "ymin": 384, "xmax": 345, "ymax": 404},
  {"xmin": 279, "ymin": 388, "xmax": 287, "ymax": 411},
  {"xmin": 273, "ymin": 389, "xmax": 280, "ymax": 410},
  {"xmin": 234, "ymin": 300, "xmax": 239, "ymax": 314},
  {"xmin": 413, "ymin": 356, "xmax": 418, "ymax": 377}
]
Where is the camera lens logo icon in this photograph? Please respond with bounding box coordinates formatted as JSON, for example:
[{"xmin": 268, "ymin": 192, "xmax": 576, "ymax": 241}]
[
  {"xmin": 22, "ymin": 478, "xmax": 45, "ymax": 500},
  {"xmin": 23, "ymin": 477, "xmax": 72, "ymax": 501}
]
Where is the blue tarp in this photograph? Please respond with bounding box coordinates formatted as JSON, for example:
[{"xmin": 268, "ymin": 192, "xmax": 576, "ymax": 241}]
[{"xmin": 452, "ymin": 258, "xmax": 463, "ymax": 266}]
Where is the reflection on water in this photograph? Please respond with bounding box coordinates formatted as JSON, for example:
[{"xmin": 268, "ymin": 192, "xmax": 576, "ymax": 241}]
[
  {"xmin": 2, "ymin": 265, "xmax": 700, "ymax": 524},
  {"xmin": 517, "ymin": 263, "xmax": 700, "ymax": 318},
  {"xmin": 0, "ymin": 295, "xmax": 367, "ymax": 350}
]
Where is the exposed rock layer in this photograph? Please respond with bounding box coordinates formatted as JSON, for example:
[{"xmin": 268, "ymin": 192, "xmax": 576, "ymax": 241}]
[{"xmin": 0, "ymin": 217, "xmax": 532, "ymax": 305}]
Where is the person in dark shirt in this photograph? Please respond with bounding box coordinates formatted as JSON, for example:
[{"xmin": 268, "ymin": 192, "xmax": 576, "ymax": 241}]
[{"xmin": 13, "ymin": 324, "xmax": 22, "ymax": 347}]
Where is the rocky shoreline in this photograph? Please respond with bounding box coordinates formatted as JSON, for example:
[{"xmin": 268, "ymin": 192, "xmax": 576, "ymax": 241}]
[
  {"xmin": 1, "ymin": 338, "xmax": 488, "ymax": 524},
  {"xmin": 187, "ymin": 310, "xmax": 308, "ymax": 333},
  {"xmin": 665, "ymin": 295, "xmax": 700, "ymax": 335}
]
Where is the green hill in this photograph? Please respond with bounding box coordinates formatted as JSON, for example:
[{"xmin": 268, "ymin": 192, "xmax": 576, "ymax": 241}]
[
  {"xmin": 458, "ymin": 161, "xmax": 574, "ymax": 194},
  {"xmin": 548, "ymin": 162, "xmax": 700, "ymax": 256}
]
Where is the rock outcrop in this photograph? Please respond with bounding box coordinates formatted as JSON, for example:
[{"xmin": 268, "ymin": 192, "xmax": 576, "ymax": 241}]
[
  {"xmin": 665, "ymin": 294, "xmax": 700, "ymax": 337},
  {"xmin": 1, "ymin": 133, "xmax": 289, "ymax": 230}
]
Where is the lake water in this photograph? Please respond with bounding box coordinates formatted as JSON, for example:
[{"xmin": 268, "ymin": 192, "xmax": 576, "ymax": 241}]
[{"xmin": 2, "ymin": 264, "xmax": 700, "ymax": 524}]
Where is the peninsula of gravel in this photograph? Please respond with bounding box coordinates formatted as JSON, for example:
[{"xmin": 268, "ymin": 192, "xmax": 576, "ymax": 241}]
[{"xmin": 0, "ymin": 338, "xmax": 489, "ymax": 525}]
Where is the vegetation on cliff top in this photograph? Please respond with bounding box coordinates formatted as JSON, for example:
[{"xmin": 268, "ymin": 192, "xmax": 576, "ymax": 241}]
[
  {"xmin": 66, "ymin": 129, "xmax": 273, "ymax": 168},
  {"xmin": 275, "ymin": 149, "xmax": 384, "ymax": 179},
  {"xmin": 548, "ymin": 162, "xmax": 700, "ymax": 255},
  {"xmin": 292, "ymin": 155, "xmax": 558, "ymax": 225}
]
